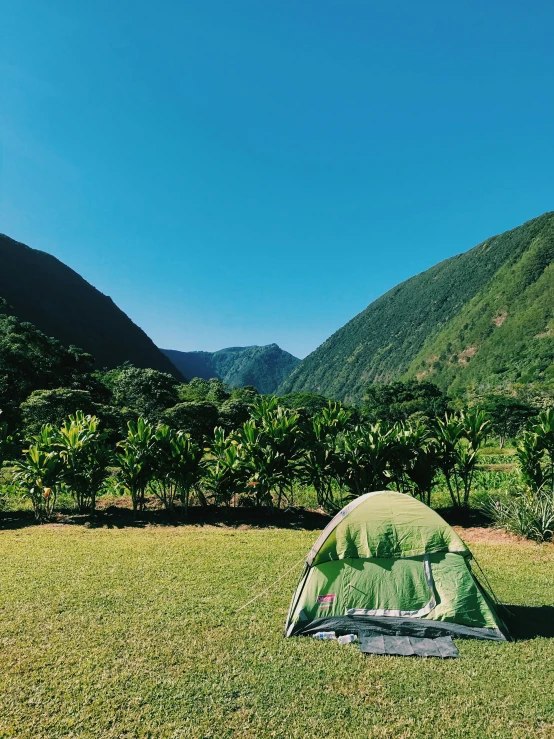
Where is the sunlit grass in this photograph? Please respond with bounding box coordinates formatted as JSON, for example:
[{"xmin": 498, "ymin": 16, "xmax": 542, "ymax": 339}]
[{"xmin": 1, "ymin": 523, "xmax": 553, "ymax": 738}]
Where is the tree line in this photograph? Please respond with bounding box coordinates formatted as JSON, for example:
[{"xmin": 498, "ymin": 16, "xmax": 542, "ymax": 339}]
[
  {"xmin": 2, "ymin": 394, "xmax": 554, "ymax": 524},
  {"xmin": 1, "ymin": 298, "xmax": 553, "ymax": 536}
]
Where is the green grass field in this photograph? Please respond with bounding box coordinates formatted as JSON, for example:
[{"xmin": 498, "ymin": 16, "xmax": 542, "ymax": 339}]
[{"xmin": 1, "ymin": 522, "xmax": 553, "ymax": 739}]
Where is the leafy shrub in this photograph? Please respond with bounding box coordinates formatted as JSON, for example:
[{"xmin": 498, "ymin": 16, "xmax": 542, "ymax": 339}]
[
  {"xmin": 163, "ymin": 401, "xmax": 219, "ymax": 442},
  {"xmin": 116, "ymin": 418, "xmax": 156, "ymax": 513},
  {"xmin": 56, "ymin": 412, "xmax": 112, "ymax": 513},
  {"xmin": 13, "ymin": 425, "xmax": 62, "ymax": 521},
  {"xmin": 484, "ymin": 489, "xmax": 554, "ymax": 542},
  {"xmin": 517, "ymin": 409, "xmax": 554, "ymax": 494},
  {"xmin": 150, "ymin": 425, "xmax": 202, "ymax": 511}
]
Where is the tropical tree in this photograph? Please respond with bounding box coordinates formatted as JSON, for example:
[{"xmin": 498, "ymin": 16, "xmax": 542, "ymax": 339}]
[
  {"xmin": 479, "ymin": 395, "xmax": 536, "ymax": 448},
  {"xmin": 301, "ymin": 402, "xmax": 351, "ymax": 510},
  {"xmin": 516, "ymin": 431, "xmax": 547, "ymax": 493},
  {"xmin": 363, "ymin": 380, "xmax": 449, "ymax": 424},
  {"xmin": 436, "ymin": 410, "xmax": 489, "ymax": 508},
  {"xmin": 201, "ymin": 427, "xmax": 246, "ymax": 508},
  {"xmin": 533, "ymin": 409, "xmax": 554, "ymax": 492},
  {"xmin": 56, "ymin": 412, "xmax": 111, "ymax": 513},
  {"xmin": 163, "ymin": 401, "xmax": 219, "ymax": 442},
  {"xmin": 150, "ymin": 424, "xmax": 203, "ymax": 511},
  {"xmin": 336, "ymin": 423, "xmax": 395, "ymax": 499},
  {"xmin": 235, "ymin": 400, "xmax": 304, "ymax": 508},
  {"xmin": 517, "ymin": 409, "xmax": 554, "ymax": 494},
  {"xmin": 14, "ymin": 425, "xmax": 61, "ymax": 521},
  {"xmin": 20, "ymin": 388, "xmax": 97, "ymax": 439},
  {"xmin": 116, "ymin": 418, "xmax": 156, "ymax": 513},
  {"xmin": 0, "ymin": 412, "xmax": 16, "ymax": 465},
  {"xmin": 0, "ymin": 303, "xmax": 97, "ymax": 428},
  {"xmin": 457, "ymin": 409, "xmax": 490, "ymax": 507},
  {"xmin": 112, "ymin": 367, "xmax": 180, "ymax": 423},
  {"xmin": 395, "ymin": 418, "xmax": 441, "ymax": 506}
]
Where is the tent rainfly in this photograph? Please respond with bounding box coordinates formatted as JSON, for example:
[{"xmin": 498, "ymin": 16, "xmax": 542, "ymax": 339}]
[{"xmin": 285, "ymin": 491, "xmax": 508, "ymax": 650}]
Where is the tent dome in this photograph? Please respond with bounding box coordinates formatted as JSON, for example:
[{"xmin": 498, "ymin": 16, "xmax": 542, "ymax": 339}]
[
  {"xmin": 307, "ymin": 490, "xmax": 469, "ymax": 565},
  {"xmin": 286, "ymin": 491, "xmax": 507, "ymax": 643}
]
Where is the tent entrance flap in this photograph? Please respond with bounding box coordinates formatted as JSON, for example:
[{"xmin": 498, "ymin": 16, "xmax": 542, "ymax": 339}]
[{"xmin": 345, "ymin": 554, "xmax": 436, "ymax": 618}]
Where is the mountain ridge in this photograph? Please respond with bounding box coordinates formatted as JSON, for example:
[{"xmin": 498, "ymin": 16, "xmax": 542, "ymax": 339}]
[
  {"xmin": 0, "ymin": 233, "xmax": 183, "ymax": 378},
  {"xmin": 277, "ymin": 212, "xmax": 554, "ymax": 402},
  {"xmin": 162, "ymin": 344, "xmax": 299, "ymax": 394}
]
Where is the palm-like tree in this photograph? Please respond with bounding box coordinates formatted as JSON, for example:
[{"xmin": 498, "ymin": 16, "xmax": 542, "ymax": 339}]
[
  {"xmin": 56, "ymin": 411, "xmax": 111, "ymax": 513},
  {"xmin": 116, "ymin": 418, "xmax": 156, "ymax": 513}
]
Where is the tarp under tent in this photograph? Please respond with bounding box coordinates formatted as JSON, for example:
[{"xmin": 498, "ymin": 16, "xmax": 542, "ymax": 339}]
[{"xmin": 285, "ymin": 491, "xmax": 508, "ymax": 655}]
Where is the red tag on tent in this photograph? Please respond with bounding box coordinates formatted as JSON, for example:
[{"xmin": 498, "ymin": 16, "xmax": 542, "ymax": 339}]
[{"xmin": 317, "ymin": 594, "xmax": 336, "ymax": 604}]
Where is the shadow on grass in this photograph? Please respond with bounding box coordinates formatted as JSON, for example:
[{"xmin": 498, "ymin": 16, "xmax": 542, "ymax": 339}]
[
  {"xmin": 0, "ymin": 505, "xmax": 332, "ymax": 532},
  {"xmin": 502, "ymin": 604, "xmax": 554, "ymax": 640},
  {"xmin": 436, "ymin": 506, "xmax": 492, "ymax": 528}
]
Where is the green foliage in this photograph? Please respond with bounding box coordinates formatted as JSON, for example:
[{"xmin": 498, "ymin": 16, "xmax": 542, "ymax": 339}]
[
  {"xmin": 201, "ymin": 427, "xmax": 246, "ymax": 507},
  {"xmin": 0, "ymin": 412, "xmax": 16, "ymax": 465},
  {"xmin": 478, "ymin": 394, "xmax": 537, "ymax": 447},
  {"xmin": 234, "ymin": 398, "xmax": 304, "ymax": 508},
  {"xmin": 278, "ymin": 212, "xmax": 554, "ymax": 402},
  {"xmin": 163, "ymin": 401, "xmax": 220, "ymax": 441},
  {"xmin": 116, "ymin": 418, "xmax": 156, "ymax": 512},
  {"xmin": 56, "ymin": 412, "xmax": 111, "ymax": 513},
  {"xmin": 177, "ymin": 377, "xmax": 231, "ymax": 404},
  {"xmin": 20, "ymin": 388, "xmax": 97, "ymax": 438},
  {"xmin": 13, "ymin": 425, "xmax": 62, "ymax": 520},
  {"xmin": 0, "ymin": 303, "xmax": 97, "ymax": 427},
  {"xmin": 150, "ymin": 425, "xmax": 203, "ymax": 511},
  {"xmin": 337, "ymin": 424, "xmax": 396, "ymax": 500},
  {"xmin": 278, "ymin": 392, "xmax": 331, "ymax": 416},
  {"xmin": 485, "ymin": 488, "xmax": 554, "ymax": 542},
  {"xmin": 394, "ymin": 418, "xmax": 441, "ymax": 506},
  {"xmin": 516, "ymin": 408, "xmax": 554, "ymax": 493},
  {"xmin": 217, "ymin": 397, "xmax": 251, "ymax": 432},
  {"xmin": 300, "ymin": 402, "xmax": 351, "ymax": 509},
  {"xmin": 112, "ymin": 367, "xmax": 180, "ymax": 423},
  {"xmin": 362, "ymin": 380, "xmax": 449, "ymax": 423},
  {"xmin": 435, "ymin": 410, "xmax": 490, "ymax": 508},
  {"xmin": 163, "ymin": 344, "xmax": 300, "ymax": 394}
]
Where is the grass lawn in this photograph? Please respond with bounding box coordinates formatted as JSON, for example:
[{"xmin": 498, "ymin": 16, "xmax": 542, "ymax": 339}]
[{"xmin": 1, "ymin": 521, "xmax": 553, "ymax": 739}]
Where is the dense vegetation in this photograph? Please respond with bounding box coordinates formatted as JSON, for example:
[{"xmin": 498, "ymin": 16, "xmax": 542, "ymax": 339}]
[
  {"xmin": 0, "ymin": 233, "xmax": 181, "ymax": 376},
  {"xmin": 278, "ymin": 212, "xmax": 554, "ymax": 403},
  {"xmin": 163, "ymin": 343, "xmax": 300, "ymax": 394},
  {"xmin": 3, "ymin": 375, "xmax": 554, "ymax": 540}
]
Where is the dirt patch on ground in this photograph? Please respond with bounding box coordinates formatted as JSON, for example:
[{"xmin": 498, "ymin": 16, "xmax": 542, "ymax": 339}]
[{"xmin": 453, "ymin": 526, "xmax": 524, "ymax": 544}]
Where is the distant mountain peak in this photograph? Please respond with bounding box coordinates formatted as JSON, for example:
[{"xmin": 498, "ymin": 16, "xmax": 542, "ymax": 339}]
[{"xmin": 162, "ymin": 344, "xmax": 299, "ymax": 394}]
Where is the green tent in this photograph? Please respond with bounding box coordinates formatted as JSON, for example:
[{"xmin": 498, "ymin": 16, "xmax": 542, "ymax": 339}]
[{"xmin": 285, "ymin": 491, "xmax": 508, "ymax": 644}]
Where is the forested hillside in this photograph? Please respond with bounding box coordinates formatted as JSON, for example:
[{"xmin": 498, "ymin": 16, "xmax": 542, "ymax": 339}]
[
  {"xmin": 162, "ymin": 344, "xmax": 299, "ymax": 393},
  {"xmin": 0, "ymin": 234, "xmax": 182, "ymax": 378},
  {"xmin": 278, "ymin": 212, "xmax": 554, "ymax": 403}
]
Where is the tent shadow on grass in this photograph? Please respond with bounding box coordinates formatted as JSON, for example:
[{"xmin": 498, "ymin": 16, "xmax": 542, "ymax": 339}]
[{"xmin": 502, "ymin": 604, "xmax": 554, "ymax": 640}]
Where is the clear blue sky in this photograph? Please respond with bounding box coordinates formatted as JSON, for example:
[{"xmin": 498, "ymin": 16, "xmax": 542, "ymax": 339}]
[{"xmin": 1, "ymin": 1, "xmax": 553, "ymax": 359}]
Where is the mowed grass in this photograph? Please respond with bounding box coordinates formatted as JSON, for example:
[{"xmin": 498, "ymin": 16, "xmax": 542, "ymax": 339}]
[{"xmin": 1, "ymin": 524, "xmax": 554, "ymax": 739}]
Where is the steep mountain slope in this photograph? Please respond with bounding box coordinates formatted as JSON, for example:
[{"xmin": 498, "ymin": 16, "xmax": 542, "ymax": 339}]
[
  {"xmin": 278, "ymin": 212, "xmax": 554, "ymax": 403},
  {"xmin": 0, "ymin": 233, "xmax": 182, "ymax": 378},
  {"xmin": 162, "ymin": 344, "xmax": 300, "ymax": 393}
]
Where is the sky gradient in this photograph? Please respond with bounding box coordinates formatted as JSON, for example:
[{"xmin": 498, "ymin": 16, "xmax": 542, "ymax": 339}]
[{"xmin": 1, "ymin": 1, "xmax": 554, "ymax": 358}]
